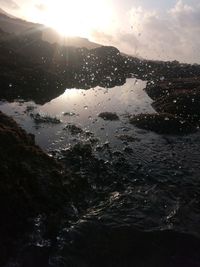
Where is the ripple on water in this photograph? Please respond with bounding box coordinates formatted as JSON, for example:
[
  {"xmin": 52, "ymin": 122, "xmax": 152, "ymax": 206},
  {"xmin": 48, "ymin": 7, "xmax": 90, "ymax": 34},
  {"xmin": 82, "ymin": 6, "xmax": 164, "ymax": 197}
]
[{"xmin": 0, "ymin": 78, "xmax": 200, "ymax": 238}]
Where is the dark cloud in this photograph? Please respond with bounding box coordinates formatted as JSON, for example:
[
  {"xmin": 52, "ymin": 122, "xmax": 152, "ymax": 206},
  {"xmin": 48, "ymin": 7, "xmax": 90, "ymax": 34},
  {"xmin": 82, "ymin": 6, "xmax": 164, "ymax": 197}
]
[{"xmin": 0, "ymin": 0, "xmax": 19, "ymax": 9}]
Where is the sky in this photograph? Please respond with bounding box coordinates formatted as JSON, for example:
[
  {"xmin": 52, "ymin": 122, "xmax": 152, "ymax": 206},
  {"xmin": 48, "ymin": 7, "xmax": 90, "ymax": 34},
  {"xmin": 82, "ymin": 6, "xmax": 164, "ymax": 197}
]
[{"xmin": 1, "ymin": 0, "xmax": 200, "ymax": 63}]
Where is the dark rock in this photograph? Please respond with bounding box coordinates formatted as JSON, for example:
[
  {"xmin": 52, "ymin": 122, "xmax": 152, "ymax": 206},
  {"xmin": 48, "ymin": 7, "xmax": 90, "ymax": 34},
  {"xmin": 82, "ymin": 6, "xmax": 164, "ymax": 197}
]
[
  {"xmin": 64, "ymin": 124, "xmax": 83, "ymax": 134},
  {"xmin": 0, "ymin": 33, "xmax": 126, "ymax": 104},
  {"xmin": 145, "ymin": 77, "xmax": 200, "ymax": 100},
  {"xmin": 0, "ymin": 111, "xmax": 69, "ymax": 265},
  {"xmin": 1, "ymin": 28, "xmax": 200, "ymax": 105},
  {"xmin": 143, "ymin": 77, "xmax": 200, "ymax": 133},
  {"xmin": 98, "ymin": 112, "xmax": 119, "ymax": 121},
  {"xmin": 116, "ymin": 134, "xmax": 140, "ymax": 142},
  {"xmin": 68, "ymin": 143, "xmax": 93, "ymax": 157},
  {"xmin": 123, "ymin": 146, "xmax": 134, "ymax": 153},
  {"xmin": 129, "ymin": 113, "xmax": 196, "ymax": 135},
  {"xmin": 30, "ymin": 113, "xmax": 61, "ymax": 124},
  {"xmin": 153, "ymin": 90, "xmax": 200, "ymax": 122},
  {"xmin": 63, "ymin": 111, "xmax": 76, "ymax": 116}
]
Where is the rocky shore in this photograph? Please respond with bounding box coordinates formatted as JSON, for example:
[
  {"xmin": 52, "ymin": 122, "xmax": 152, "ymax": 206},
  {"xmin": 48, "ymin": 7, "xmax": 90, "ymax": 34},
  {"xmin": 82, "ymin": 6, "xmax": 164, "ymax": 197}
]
[
  {"xmin": 0, "ymin": 111, "xmax": 72, "ymax": 265},
  {"xmin": 1, "ymin": 19, "xmax": 200, "ymax": 266},
  {"xmin": 130, "ymin": 77, "xmax": 200, "ymax": 134},
  {"xmin": 1, "ymin": 111, "xmax": 200, "ymax": 266},
  {"xmin": 1, "ymin": 28, "xmax": 200, "ymax": 105}
]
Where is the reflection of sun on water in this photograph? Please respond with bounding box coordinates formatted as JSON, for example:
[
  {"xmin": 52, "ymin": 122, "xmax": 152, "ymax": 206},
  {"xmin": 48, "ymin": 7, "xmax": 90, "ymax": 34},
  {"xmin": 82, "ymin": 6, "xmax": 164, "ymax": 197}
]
[
  {"xmin": 32, "ymin": 0, "xmax": 113, "ymax": 37},
  {"xmin": 62, "ymin": 89, "xmax": 82, "ymax": 100}
]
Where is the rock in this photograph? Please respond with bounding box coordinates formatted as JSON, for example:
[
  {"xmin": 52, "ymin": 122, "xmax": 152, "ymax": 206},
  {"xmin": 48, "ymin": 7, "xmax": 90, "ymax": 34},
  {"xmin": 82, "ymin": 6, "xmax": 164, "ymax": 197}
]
[
  {"xmin": 30, "ymin": 113, "xmax": 61, "ymax": 124},
  {"xmin": 129, "ymin": 113, "xmax": 196, "ymax": 135},
  {"xmin": 63, "ymin": 111, "xmax": 76, "ymax": 116},
  {"xmin": 64, "ymin": 124, "xmax": 83, "ymax": 134},
  {"xmin": 0, "ymin": 111, "xmax": 69, "ymax": 265},
  {"xmin": 123, "ymin": 146, "xmax": 134, "ymax": 153},
  {"xmin": 98, "ymin": 112, "xmax": 119, "ymax": 121},
  {"xmin": 116, "ymin": 134, "xmax": 140, "ymax": 142},
  {"xmin": 145, "ymin": 77, "xmax": 200, "ymax": 101},
  {"xmin": 69, "ymin": 143, "xmax": 93, "ymax": 157},
  {"xmin": 153, "ymin": 90, "xmax": 200, "ymax": 122}
]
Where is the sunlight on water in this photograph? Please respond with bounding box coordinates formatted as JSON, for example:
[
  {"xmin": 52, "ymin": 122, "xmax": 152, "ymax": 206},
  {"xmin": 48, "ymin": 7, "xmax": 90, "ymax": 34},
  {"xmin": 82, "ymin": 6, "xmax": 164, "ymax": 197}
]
[
  {"xmin": 0, "ymin": 78, "xmax": 154, "ymax": 150},
  {"xmin": 1, "ymin": 77, "xmax": 200, "ymax": 237},
  {"xmin": 42, "ymin": 78, "xmax": 153, "ymax": 118}
]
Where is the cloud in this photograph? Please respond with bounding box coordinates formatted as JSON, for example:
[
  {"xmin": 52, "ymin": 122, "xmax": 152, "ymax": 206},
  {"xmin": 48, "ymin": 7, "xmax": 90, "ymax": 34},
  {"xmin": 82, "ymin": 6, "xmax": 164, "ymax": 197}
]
[
  {"xmin": 0, "ymin": 0, "xmax": 19, "ymax": 9},
  {"xmin": 35, "ymin": 3, "xmax": 48, "ymax": 12},
  {"xmin": 170, "ymin": 0, "xmax": 200, "ymax": 28},
  {"xmin": 92, "ymin": 0, "xmax": 200, "ymax": 64}
]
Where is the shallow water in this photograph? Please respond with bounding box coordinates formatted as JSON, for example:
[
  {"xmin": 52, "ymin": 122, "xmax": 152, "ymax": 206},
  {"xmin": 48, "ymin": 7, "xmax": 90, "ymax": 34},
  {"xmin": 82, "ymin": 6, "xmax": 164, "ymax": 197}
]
[
  {"xmin": 0, "ymin": 78, "xmax": 153, "ymax": 150},
  {"xmin": 1, "ymin": 78, "xmax": 200, "ymax": 239}
]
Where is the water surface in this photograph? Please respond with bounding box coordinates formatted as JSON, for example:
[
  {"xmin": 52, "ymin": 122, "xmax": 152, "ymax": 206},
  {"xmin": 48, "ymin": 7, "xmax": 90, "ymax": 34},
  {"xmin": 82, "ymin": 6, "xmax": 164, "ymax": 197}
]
[{"xmin": 1, "ymin": 77, "xmax": 200, "ymax": 236}]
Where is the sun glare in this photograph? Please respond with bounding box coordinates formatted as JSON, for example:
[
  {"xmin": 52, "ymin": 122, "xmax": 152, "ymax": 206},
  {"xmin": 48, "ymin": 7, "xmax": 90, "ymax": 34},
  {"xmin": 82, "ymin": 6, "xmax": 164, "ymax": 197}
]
[{"xmin": 34, "ymin": 0, "xmax": 113, "ymax": 37}]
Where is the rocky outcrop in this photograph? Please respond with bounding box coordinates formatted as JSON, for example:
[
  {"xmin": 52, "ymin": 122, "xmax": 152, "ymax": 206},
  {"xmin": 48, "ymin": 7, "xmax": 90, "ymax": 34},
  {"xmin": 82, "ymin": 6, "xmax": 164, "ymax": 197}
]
[
  {"xmin": 153, "ymin": 90, "xmax": 200, "ymax": 122},
  {"xmin": 98, "ymin": 112, "xmax": 119, "ymax": 121},
  {"xmin": 1, "ymin": 27, "xmax": 200, "ymax": 105},
  {"xmin": 0, "ymin": 111, "xmax": 69, "ymax": 265},
  {"xmin": 0, "ymin": 31, "xmax": 126, "ymax": 103},
  {"xmin": 136, "ymin": 77, "xmax": 200, "ymax": 134},
  {"xmin": 145, "ymin": 77, "xmax": 200, "ymax": 100},
  {"xmin": 129, "ymin": 113, "xmax": 196, "ymax": 135}
]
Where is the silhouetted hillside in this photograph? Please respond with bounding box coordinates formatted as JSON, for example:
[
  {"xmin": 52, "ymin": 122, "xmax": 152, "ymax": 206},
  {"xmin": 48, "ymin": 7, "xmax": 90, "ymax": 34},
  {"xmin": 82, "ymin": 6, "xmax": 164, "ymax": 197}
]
[
  {"xmin": 0, "ymin": 19, "xmax": 200, "ymax": 104},
  {"xmin": 0, "ymin": 8, "xmax": 101, "ymax": 49}
]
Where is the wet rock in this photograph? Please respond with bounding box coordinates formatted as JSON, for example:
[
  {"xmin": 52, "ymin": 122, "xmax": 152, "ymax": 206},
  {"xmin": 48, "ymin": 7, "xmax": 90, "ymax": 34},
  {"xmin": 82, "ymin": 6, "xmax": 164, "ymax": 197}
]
[
  {"xmin": 145, "ymin": 77, "xmax": 200, "ymax": 100},
  {"xmin": 153, "ymin": 90, "xmax": 200, "ymax": 122},
  {"xmin": 96, "ymin": 141, "xmax": 110, "ymax": 152},
  {"xmin": 98, "ymin": 112, "xmax": 119, "ymax": 121},
  {"xmin": 123, "ymin": 146, "xmax": 134, "ymax": 154},
  {"xmin": 129, "ymin": 113, "xmax": 196, "ymax": 135},
  {"xmin": 68, "ymin": 143, "xmax": 93, "ymax": 157},
  {"xmin": 84, "ymin": 130, "xmax": 94, "ymax": 137},
  {"xmin": 143, "ymin": 77, "xmax": 200, "ymax": 133},
  {"xmin": 0, "ymin": 111, "xmax": 69, "ymax": 265},
  {"xmin": 88, "ymin": 136, "xmax": 99, "ymax": 144},
  {"xmin": 116, "ymin": 134, "xmax": 140, "ymax": 142},
  {"xmin": 25, "ymin": 105, "xmax": 37, "ymax": 113},
  {"xmin": 30, "ymin": 113, "xmax": 61, "ymax": 124},
  {"xmin": 112, "ymin": 150, "xmax": 123, "ymax": 157},
  {"xmin": 64, "ymin": 124, "xmax": 83, "ymax": 134},
  {"xmin": 0, "ymin": 33, "xmax": 126, "ymax": 104},
  {"xmin": 63, "ymin": 111, "xmax": 76, "ymax": 116}
]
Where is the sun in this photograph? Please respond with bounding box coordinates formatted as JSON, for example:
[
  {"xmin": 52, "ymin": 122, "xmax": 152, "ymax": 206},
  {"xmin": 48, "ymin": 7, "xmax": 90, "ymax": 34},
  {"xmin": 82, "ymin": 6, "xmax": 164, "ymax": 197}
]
[{"xmin": 32, "ymin": 0, "xmax": 113, "ymax": 37}]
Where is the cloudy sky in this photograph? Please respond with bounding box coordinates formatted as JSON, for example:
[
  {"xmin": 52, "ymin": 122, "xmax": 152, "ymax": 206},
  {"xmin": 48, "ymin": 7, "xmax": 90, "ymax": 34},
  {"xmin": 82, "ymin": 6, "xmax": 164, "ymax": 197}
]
[{"xmin": 1, "ymin": 0, "xmax": 200, "ymax": 63}]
